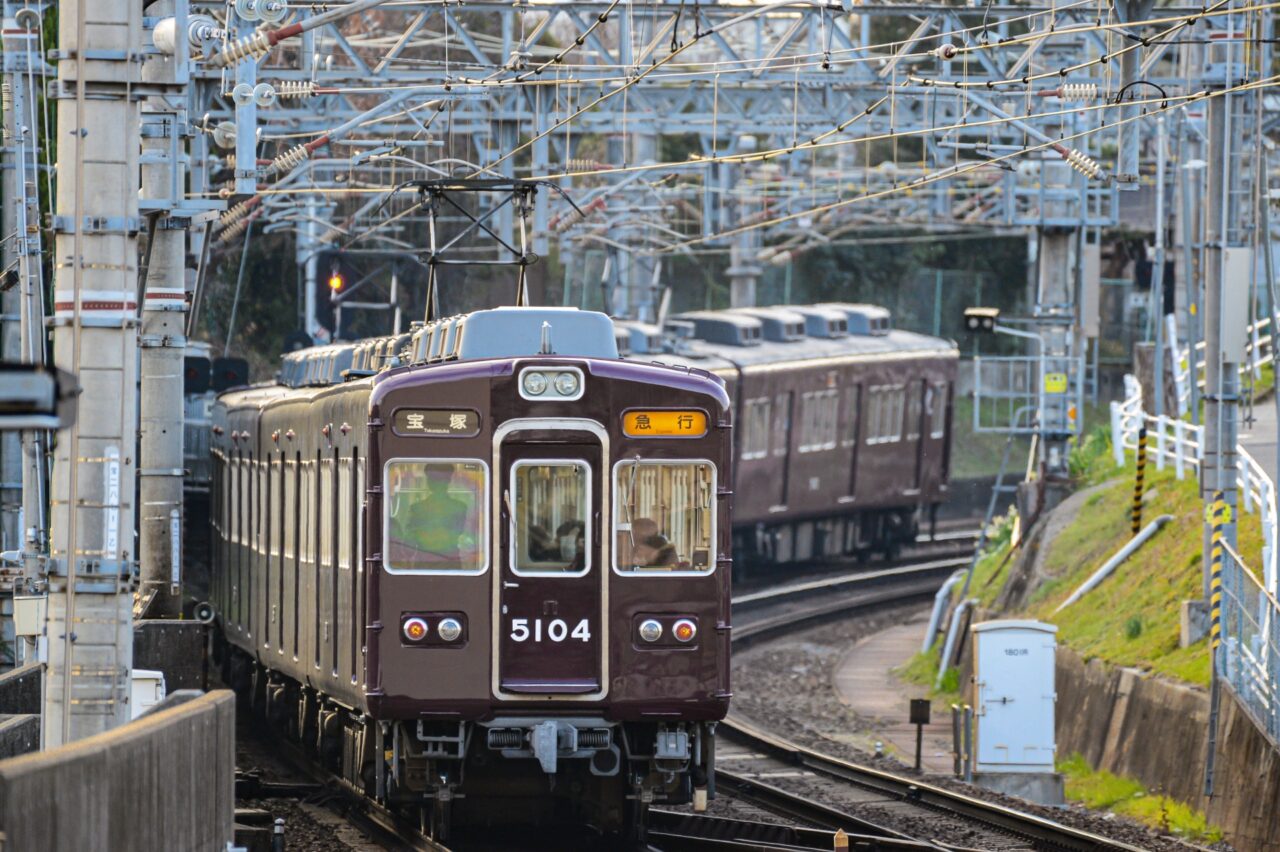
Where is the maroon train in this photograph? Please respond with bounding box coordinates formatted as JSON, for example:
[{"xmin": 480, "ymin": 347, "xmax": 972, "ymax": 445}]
[
  {"xmin": 618, "ymin": 303, "xmax": 958, "ymax": 566},
  {"xmin": 209, "ymin": 307, "xmax": 731, "ymax": 840}
]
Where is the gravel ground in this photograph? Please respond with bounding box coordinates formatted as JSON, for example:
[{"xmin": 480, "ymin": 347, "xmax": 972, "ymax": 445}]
[
  {"xmin": 236, "ymin": 717, "xmax": 381, "ymax": 851},
  {"xmin": 730, "ymin": 603, "xmax": 1234, "ymax": 852}
]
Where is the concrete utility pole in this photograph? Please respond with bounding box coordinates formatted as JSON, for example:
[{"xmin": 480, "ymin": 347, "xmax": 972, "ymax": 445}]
[
  {"xmin": 1, "ymin": 4, "xmax": 52, "ymax": 664},
  {"xmin": 46, "ymin": 0, "xmax": 140, "ymax": 745},
  {"xmin": 138, "ymin": 0, "xmax": 187, "ymax": 618},
  {"xmin": 1200, "ymin": 74, "xmax": 1251, "ymax": 598}
]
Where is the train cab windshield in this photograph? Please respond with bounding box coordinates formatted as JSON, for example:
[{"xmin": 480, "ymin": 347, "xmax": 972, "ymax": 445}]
[
  {"xmin": 512, "ymin": 461, "xmax": 591, "ymax": 575},
  {"xmin": 614, "ymin": 461, "xmax": 715, "ymax": 573},
  {"xmin": 384, "ymin": 460, "xmax": 487, "ymax": 573}
]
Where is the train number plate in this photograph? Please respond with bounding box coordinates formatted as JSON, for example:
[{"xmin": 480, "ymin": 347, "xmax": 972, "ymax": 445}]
[{"xmin": 509, "ymin": 617, "xmax": 591, "ymax": 643}]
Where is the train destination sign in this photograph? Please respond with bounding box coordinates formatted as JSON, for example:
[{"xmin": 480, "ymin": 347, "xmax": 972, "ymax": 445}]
[
  {"xmin": 622, "ymin": 409, "xmax": 708, "ymax": 437},
  {"xmin": 393, "ymin": 408, "xmax": 480, "ymax": 437}
]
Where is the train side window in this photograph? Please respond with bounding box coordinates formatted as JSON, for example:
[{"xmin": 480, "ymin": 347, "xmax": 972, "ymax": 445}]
[
  {"xmin": 772, "ymin": 392, "xmax": 791, "ymax": 457},
  {"xmin": 511, "ymin": 461, "xmax": 591, "ymax": 576},
  {"xmin": 804, "ymin": 389, "xmax": 839, "ymax": 452},
  {"xmin": 842, "ymin": 385, "xmax": 861, "ymax": 448},
  {"xmin": 320, "ymin": 457, "xmax": 334, "ymax": 567},
  {"xmin": 906, "ymin": 382, "xmax": 923, "ymax": 441},
  {"xmin": 384, "ymin": 460, "xmax": 488, "ymax": 574},
  {"xmin": 928, "ymin": 381, "xmax": 949, "ymax": 439},
  {"xmin": 614, "ymin": 460, "xmax": 716, "ymax": 574},
  {"xmin": 866, "ymin": 388, "xmax": 881, "ymax": 445},
  {"xmin": 741, "ymin": 398, "xmax": 771, "ymax": 460}
]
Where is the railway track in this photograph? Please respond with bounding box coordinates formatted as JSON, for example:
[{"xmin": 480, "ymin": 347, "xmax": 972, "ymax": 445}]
[
  {"xmin": 724, "ymin": 560, "xmax": 1150, "ymax": 852},
  {"xmin": 237, "ymin": 721, "xmax": 450, "ymax": 852}
]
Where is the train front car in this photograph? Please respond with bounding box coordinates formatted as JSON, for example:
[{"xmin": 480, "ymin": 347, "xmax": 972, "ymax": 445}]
[{"xmin": 368, "ymin": 308, "xmax": 731, "ymax": 839}]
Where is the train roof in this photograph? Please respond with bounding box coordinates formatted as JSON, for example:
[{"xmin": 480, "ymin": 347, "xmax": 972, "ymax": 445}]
[
  {"xmin": 620, "ymin": 304, "xmax": 956, "ymax": 372},
  {"xmin": 275, "ymin": 307, "xmax": 619, "ymax": 390}
]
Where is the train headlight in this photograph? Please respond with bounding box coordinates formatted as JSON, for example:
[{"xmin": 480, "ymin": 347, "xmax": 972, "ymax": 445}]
[
  {"xmin": 437, "ymin": 618, "xmax": 463, "ymax": 642},
  {"xmin": 638, "ymin": 619, "xmax": 663, "ymax": 643},
  {"xmin": 403, "ymin": 617, "xmax": 429, "ymax": 642},
  {"xmin": 522, "ymin": 371, "xmax": 548, "ymax": 396},
  {"xmin": 553, "ymin": 371, "xmax": 580, "ymax": 396},
  {"xmin": 673, "ymin": 619, "xmax": 697, "ymax": 643}
]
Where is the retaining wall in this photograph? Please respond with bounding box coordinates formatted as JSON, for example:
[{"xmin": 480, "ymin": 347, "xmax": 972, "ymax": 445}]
[
  {"xmin": 0, "ymin": 689, "xmax": 235, "ymax": 852},
  {"xmin": 1056, "ymin": 649, "xmax": 1280, "ymax": 851}
]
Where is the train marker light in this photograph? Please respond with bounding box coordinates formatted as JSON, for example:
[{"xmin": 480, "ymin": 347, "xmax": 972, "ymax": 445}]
[
  {"xmin": 963, "ymin": 306, "xmax": 999, "ymax": 333},
  {"xmin": 437, "ymin": 618, "xmax": 463, "ymax": 642},
  {"xmin": 673, "ymin": 619, "xmax": 697, "ymax": 643},
  {"xmin": 522, "ymin": 371, "xmax": 548, "ymax": 396},
  {"xmin": 623, "ymin": 410, "xmax": 708, "ymax": 438},
  {"xmin": 553, "ymin": 371, "xmax": 580, "ymax": 396},
  {"xmin": 403, "ymin": 617, "xmax": 429, "ymax": 642},
  {"xmin": 638, "ymin": 619, "xmax": 663, "ymax": 643}
]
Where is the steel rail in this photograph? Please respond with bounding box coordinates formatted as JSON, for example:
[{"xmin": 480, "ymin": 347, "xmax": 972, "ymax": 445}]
[
  {"xmin": 649, "ymin": 808, "xmax": 945, "ymax": 851},
  {"xmin": 723, "ymin": 565, "xmax": 1151, "ymax": 852}
]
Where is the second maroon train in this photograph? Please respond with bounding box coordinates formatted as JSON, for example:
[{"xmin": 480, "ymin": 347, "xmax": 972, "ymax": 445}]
[{"xmin": 618, "ymin": 302, "xmax": 958, "ymax": 566}]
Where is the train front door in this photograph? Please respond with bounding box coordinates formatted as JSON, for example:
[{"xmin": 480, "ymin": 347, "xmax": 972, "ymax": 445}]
[{"xmin": 495, "ymin": 428, "xmax": 604, "ymax": 698}]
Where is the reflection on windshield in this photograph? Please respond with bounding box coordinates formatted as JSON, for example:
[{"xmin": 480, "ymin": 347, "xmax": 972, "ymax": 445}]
[
  {"xmin": 385, "ymin": 461, "xmax": 485, "ymax": 572},
  {"xmin": 513, "ymin": 462, "xmax": 590, "ymax": 574},
  {"xmin": 615, "ymin": 462, "xmax": 714, "ymax": 572}
]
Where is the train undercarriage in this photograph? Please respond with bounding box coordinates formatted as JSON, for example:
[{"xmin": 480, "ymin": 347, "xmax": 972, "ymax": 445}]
[
  {"xmin": 734, "ymin": 505, "xmax": 929, "ymax": 569},
  {"xmin": 220, "ymin": 641, "xmax": 714, "ymax": 843}
]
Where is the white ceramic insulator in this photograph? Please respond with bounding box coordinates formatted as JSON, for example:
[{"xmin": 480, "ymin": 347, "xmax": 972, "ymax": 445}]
[
  {"xmin": 276, "ymin": 80, "xmax": 316, "ymax": 100},
  {"xmin": 1059, "ymin": 83, "xmax": 1099, "ymax": 103},
  {"xmin": 270, "ymin": 144, "xmax": 310, "ymax": 175},
  {"xmin": 211, "ymin": 29, "xmax": 272, "ymax": 68},
  {"xmin": 1065, "ymin": 148, "xmax": 1102, "ymax": 180}
]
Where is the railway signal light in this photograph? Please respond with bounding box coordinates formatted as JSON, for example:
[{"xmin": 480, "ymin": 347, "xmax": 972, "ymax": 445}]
[
  {"xmin": 328, "ymin": 268, "xmax": 344, "ymax": 292},
  {"xmin": 963, "ymin": 306, "xmax": 999, "ymax": 333}
]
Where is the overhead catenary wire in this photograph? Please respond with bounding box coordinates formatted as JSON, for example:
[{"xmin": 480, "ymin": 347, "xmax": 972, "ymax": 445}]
[{"xmin": 651, "ymin": 73, "xmax": 1280, "ymax": 253}]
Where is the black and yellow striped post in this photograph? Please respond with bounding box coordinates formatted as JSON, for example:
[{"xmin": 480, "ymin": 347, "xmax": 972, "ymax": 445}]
[
  {"xmin": 1131, "ymin": 426, "xmax": 1148, "ymax": 535},
  {"xmin": 1209, "ymin": 491, "xmax": 1226, "ymax": 658}
]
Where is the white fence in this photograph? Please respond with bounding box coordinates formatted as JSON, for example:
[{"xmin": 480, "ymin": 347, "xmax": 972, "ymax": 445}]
[{"xmin": 1111, "ymin": 375, "xmax": 1278, "ymax": 595}]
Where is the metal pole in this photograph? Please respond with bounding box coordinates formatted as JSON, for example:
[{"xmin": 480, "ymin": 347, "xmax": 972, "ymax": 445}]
[
  {"xmin": 2, "ymin": 8, "xmax": 50, "ymax": 665},
  {"xmin": 1152, "ymin": 114, "xmax": 1167, "ymax": 418},
  {"xmin": 46, "ymin": 0, "xmax": 140, "ymax": 745},
  {"xmin": 1202, "ymin": 82, "xmax": 1241, "ymax": 601},
  {"xmin": 1260, "ymin": 149, "xmax": 1280, "ymax": 506},
  {"xmin": 138, "ymin": 0, "xmax": 186, "ymax": 618}
]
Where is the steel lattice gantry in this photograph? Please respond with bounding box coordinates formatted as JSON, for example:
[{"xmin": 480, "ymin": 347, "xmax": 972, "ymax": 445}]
[{"xmin": 174, "ymin": 0, "xmax": 1266, "ymax": 320}]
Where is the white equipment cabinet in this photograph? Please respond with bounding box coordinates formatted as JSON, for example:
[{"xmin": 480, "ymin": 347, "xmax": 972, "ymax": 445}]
[{"xmin": 972, "ymin": 620, "xmax": 1057, "ymax": 773}]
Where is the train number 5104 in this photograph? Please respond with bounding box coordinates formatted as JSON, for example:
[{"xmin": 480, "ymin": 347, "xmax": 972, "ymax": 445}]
[{"xmin": 509, "ymin": 618, "xmax": 591, "ymax": 643}]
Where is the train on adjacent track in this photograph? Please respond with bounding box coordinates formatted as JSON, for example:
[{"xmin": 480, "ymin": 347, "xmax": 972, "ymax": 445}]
[
  {"xmin": 209, "ymin": 306, "xmax": 731, "ymax": 841},
  {"xmin": 620, "ymin": 302, "xmax": 958, "ymax": 567}
]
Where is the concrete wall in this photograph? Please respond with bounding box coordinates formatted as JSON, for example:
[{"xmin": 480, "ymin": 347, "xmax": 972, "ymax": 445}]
[
  {"xmin": 1056, "ymin": 649, "xmax": 1280, "ymax": 851},
  {"xmin": 0, "ymin": 689, "xmax": 235, "ymax": 852}
]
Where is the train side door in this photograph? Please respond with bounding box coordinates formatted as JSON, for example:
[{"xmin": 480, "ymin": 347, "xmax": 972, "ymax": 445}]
[{"xmin": 496, "ymin": 435, "xmax": 604, "ymax": 697}]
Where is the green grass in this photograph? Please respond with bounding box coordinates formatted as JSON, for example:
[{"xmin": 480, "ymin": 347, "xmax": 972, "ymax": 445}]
[
  {"xmin": 895, "ymin": 643, "xmax": 963, "ymax": 709},
  {"xmin": 1022, "ymin": 463, "xmax": 1265, "ymax": 687},
  {"xmin": 953, "ymin": 417, "xmax": 1265, "ymax": 687},
  {"xmin": 1058, "ymin": 753, "xmax": 1223, "ymax": 843}
]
